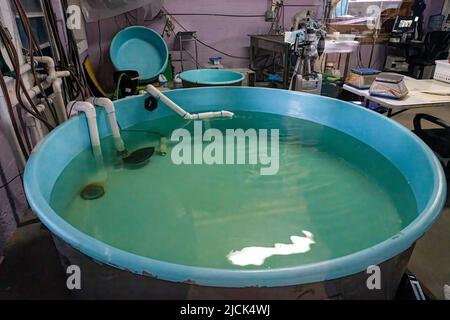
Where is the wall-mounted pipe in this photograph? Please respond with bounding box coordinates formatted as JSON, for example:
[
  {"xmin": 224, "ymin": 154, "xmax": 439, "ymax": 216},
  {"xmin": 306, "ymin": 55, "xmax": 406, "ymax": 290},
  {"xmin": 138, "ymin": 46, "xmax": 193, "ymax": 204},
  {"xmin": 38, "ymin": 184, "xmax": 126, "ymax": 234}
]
[
  {"xmin": 52, "ymin": 78, "xmax": 68, "ymax": 122},
  {"xmin": 25, "ymin": 56, "xmax": 70, "ymax": 124},
  {"xmin": 146, "ymin": 85, "xmax": 234, "ymax": 120},
  {"xmin": 0, "ymin": 87, "xmax": 26, "ymax": 170},
  {"xmin": 26, "ymin": 104, "xmax": 45, "ymax": 146},
  {"xmin": 87, "ymin": 97, "xmax": 126, "ymax": 154},
  {"xmin": 68, "ymin": 101, "xmax": 102, "ymax": 160}
]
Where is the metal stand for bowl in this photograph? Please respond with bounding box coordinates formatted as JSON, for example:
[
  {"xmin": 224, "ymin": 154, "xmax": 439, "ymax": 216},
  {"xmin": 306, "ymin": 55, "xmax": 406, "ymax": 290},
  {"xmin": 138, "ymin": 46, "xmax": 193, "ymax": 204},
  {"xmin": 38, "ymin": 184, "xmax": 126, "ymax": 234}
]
[{"xmin": 173, "ymin": 31, "xmax": 199, "ymax": 71}]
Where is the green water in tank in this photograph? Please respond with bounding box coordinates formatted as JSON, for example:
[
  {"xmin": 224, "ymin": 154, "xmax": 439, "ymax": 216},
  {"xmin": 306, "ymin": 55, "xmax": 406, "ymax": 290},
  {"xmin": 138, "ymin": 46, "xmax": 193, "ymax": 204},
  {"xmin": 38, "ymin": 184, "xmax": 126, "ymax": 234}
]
[{"xmin": 50, "ymin": 111, "xmax": 417, "ymax": 270}]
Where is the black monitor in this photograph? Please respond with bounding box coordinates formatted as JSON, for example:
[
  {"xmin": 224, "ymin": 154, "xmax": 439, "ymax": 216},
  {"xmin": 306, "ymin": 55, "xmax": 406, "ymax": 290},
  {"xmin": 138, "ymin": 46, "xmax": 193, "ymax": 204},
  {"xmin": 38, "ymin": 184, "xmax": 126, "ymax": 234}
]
[{"xmin": 392, "ymin": 16, "xmax": 419, "ymax": 33}]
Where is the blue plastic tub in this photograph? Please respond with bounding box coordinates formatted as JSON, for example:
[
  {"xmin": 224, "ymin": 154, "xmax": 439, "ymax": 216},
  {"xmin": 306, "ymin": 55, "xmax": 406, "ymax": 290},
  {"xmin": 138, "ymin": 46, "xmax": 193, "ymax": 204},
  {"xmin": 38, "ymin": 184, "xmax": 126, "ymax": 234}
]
[
  {"xmin": 180, "ymin": 69, "xmax": 244, "ymax": 87},
  {"xmin": 24, "ymin": 88, "xmax": 446, "ymax": 299},
  {"xmin": 110, "ymin": 26, "xmax": 168, "ymax": 82}
]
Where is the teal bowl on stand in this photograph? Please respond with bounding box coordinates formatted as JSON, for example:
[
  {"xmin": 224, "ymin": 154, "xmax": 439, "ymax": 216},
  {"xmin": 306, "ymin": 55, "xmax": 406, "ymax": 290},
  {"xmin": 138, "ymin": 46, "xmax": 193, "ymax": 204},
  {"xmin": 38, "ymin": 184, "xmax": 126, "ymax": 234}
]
[
  {"xmin": 110, "ymin": 26, "xmax": 168, "ymax": 83},
  {"xmin": 180, "ymin": 69, "xmax": 245, "ymax": 87}
]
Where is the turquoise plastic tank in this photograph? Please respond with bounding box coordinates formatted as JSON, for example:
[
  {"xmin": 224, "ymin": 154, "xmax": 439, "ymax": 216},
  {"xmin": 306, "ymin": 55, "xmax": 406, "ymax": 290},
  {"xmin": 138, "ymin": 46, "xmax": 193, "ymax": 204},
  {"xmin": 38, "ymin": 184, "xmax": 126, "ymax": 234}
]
[
  {"xmin": 180, "ymin": 69, "xmax": 244, "ymax": 87},
  {"xmin": 110, "ymin": 26, "xmax": 168, "ymax": 82},
  {"xmin": 24, "ymin": 88, "xmax": 446, "ymax": 299}
]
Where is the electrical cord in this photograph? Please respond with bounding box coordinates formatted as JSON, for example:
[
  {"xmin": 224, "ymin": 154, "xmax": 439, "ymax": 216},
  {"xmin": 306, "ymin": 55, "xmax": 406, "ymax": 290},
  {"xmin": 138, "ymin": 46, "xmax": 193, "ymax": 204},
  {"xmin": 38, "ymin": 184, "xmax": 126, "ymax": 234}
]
[
  {"xmin": 114, "ymin": 72, "xmax": 126, "ymax": 100},
  {"xmin": 98, "ymin": 20, "xmax": 103, "ymax": 66},
  {"xmin": 163, "ymin": 8, "xmax": 249, "ymax": 60},
  {"xmin": 0, "ymin": 172, "xmax": 23, "ymax": 190},
  {"xmin": 5, "ymin": 1, "xmax": 57, "ymax": 128},
  {"xmin": 16, "ymin": 106, "xmax": 33, "ymax": 152},
  {"xmin": 56, "ymin": 0, "xmax": 92, "ymax": 101},
  {"xmin": 55, "ymin": 66, "xmax": 88, "ymax": 99},
  {"xmin": 43, "ymin": 0, "xmax": 80, "ymax": 102},
  {"xmin": 195, "ymin": 38, "xmax": 249, "ymax": 60},
  {"xmin": 0, "ymin": 24, "xmax": 55, "ymax": 130},
  {"xmin": 0, "ymin": 70, "xmax": 30, "ymax": 158},
  {"xmin": 13, "ymin": 0, "xmax": 59, "ymax": 125},
  {"xmin": 161, "ymin": 13, "xmax": 265, "ymax": 18},
  {"xmin": 126, "ymin": 11, "xmax": 138, "ymax": 24}
]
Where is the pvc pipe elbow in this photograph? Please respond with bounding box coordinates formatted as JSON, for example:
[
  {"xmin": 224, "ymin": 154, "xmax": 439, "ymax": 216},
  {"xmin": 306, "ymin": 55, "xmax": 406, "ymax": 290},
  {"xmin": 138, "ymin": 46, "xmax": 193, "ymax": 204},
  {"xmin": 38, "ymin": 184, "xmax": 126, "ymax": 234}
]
[
  {"xmin": 34, "ymin": 56, "xmax": 55, "ymax": 68},
  {"xmin": 69, "ymin": 101, "xmax": 97, "ymax": 119},
  {"xmin": 220, "ymin": 111, "xmax": 234, "ymax": 118},
  {"xmin": 68, "ymin": 101, "xmax": 101, "ymax": 150},
  {"xmin": 146, "ymin": 84, "xmax": 160, "ymax": 98},
  {"xmin": 87, "ymin": 97, "xmax": 126, "ymax": 153},
  {"xmin": 146, "ymin": 84, "xmax": 188, "ymax": 118},
  {"xmin": 146, "ymin": 84, "xmax": 234, "ymax": 120},
  {"xmin": 87, "ymin": 97, "xmax": 115, "ymax": 114},
  {"xmin": 34, "ymin": 56, "xmax": 57, "ymax": 80}
]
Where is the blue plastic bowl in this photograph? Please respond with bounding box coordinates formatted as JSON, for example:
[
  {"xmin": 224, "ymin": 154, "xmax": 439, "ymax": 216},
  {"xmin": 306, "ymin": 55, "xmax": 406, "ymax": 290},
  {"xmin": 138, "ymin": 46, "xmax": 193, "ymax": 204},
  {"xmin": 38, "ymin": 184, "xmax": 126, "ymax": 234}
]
[
  {"xmin": 110, "ymin": 26, "xmax": 168, "ymax": 82},
  {"xmin": 180, "ymin": 69, "xmax": 245, "ymax": 87}
]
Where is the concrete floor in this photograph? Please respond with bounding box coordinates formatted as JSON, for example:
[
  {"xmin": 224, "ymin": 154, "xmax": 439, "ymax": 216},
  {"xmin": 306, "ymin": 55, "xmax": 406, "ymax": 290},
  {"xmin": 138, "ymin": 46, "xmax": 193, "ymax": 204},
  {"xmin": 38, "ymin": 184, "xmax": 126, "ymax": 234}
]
[
  {"xmin": 393, "ymin": 106, "xmax": 450, "ymax": 300},
  {"xmin": 0, "ymin": 222, "xmax": 70, "ymax": 299},
  {"xmin": 0, "ymin": 105, "xmax": 449, "ymax": 300}
]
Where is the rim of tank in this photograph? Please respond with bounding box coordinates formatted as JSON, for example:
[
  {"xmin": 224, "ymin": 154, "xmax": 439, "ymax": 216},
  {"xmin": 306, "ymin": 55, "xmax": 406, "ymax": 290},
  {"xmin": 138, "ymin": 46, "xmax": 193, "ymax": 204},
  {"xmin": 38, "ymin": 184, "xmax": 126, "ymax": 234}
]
[
  {"xmin": 180, "ymin": 69, "xmax": 245, "ymax": 85},
  {"xmin": 23, "ymin": 87, "xmax": 447, "ymax": 288}
]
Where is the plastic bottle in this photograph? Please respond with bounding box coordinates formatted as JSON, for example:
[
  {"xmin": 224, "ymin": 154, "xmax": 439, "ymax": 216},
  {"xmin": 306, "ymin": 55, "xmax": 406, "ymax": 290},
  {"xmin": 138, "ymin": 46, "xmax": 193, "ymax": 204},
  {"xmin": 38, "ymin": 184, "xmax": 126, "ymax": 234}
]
[
  {"xmin": 173, "ymin": 74, "xmax": 183, "ymax": 89},
  {"xmin": 158, "ymin": 74, "xmax": 168, "ymax": 88}
]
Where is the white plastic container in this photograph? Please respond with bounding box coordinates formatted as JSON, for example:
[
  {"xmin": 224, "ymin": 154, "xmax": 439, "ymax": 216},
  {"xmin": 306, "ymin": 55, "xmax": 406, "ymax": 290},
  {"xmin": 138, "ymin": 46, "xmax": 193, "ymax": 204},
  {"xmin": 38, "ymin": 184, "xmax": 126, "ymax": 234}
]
[{"xmin": 434, "ymin": 60, "xmax": 450, "ymax": 84}]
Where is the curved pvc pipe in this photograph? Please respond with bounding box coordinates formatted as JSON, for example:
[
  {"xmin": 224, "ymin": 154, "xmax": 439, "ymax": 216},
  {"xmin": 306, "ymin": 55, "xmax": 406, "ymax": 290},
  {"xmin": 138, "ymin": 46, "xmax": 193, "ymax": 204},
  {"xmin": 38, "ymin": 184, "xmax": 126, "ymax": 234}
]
[
  {"xmin": 68, "ymin": 101, "xmax": 102, "ymax": 159},
  {"xmin": 87, "ymin": 97, "xmax": 126, "ymax": 153},
  {"xmin": 146, "ymin": 84, "xmax": 234, "ymax": 120},
  {"xmin": 34, "ymin": 56, "xmax": 57, "ymax": 81}
]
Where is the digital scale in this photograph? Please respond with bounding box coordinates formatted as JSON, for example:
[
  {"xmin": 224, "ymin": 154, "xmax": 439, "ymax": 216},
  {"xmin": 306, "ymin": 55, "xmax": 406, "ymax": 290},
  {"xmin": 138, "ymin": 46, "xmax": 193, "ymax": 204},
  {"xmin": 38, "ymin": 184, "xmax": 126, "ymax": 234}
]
[
  {"xmin": 345, "ymin": 68, "xmax": 381, "ymax": 89},
  {"xmin": 389, "ymin": 16, "xmax": 419, "ymax": 43},
  {"xmin": 369, "ymin": 73, "xmax": 409, "ymax": 100}
]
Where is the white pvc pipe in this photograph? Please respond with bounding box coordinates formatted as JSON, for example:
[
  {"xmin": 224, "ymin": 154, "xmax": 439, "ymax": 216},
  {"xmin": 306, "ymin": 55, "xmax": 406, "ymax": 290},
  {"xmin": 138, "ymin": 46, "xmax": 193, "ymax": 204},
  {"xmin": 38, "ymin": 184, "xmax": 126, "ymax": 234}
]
[
  {"xmin": 26, "ymin": 104, "xmax": 45, "ymax": 146},
  {"xmin": 34, "ymin": 56, "xmax": 57, "ymax": 81},
  {"xmin": 21, "ymin": 71, "xmax": 69, "ymax": 116},
  {"xmin": 186, "ymin": 110, "xmax": 234, "ymax": 119},
  {"xmin": 146, "ymin": 84, "xmax": 234, "ymax": 120},
  {"xmin": 52, "ymin": 78, "xmax": 68, "ymax": 122},
  {"xmin": 68, "ymin": 101, "xmax": 102, "ymax": 159},
  {"xmin": 87, "ymin": 97, "xmax": 126, "ymax": 153},
  {"xmin": 24, "ymin": 56, "xmax": 70, "ymax": 124}
]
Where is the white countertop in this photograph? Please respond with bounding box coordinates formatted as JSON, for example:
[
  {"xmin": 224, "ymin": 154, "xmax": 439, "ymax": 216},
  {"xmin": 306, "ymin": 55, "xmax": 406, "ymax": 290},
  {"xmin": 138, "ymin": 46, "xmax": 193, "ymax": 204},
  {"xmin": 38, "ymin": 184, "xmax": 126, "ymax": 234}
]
[{"xmin": 343, "ymin": 75, "xmax": 450, "ymax": 109}]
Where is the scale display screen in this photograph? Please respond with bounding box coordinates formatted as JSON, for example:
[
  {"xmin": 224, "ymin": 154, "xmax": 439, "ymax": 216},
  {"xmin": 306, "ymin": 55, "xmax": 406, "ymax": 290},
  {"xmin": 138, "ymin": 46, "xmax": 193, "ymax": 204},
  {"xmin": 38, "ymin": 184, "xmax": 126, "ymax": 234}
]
[
  {"xmin": 393, "ymin": 16, "xmax": 418, "ymax": 32},
  {"xmin": 398, "ymin": 20, "xmax": 413, "ymax": 28}
]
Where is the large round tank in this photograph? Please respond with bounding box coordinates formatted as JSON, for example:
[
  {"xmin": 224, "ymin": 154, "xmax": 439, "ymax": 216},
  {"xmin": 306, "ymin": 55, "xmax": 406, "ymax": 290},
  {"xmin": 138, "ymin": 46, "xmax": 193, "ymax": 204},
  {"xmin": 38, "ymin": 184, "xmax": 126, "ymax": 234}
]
[{"xmin": 24, "ymin": 87, "xmax": 446, "ymax": 299}]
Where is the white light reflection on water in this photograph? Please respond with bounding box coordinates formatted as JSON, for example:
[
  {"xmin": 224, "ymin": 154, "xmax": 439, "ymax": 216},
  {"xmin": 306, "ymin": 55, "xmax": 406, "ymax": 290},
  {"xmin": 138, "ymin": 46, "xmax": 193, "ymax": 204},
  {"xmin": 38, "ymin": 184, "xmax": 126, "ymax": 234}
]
[{"xmin": 227, "ymin": 230, "xmax": 315, "ymax": 266}]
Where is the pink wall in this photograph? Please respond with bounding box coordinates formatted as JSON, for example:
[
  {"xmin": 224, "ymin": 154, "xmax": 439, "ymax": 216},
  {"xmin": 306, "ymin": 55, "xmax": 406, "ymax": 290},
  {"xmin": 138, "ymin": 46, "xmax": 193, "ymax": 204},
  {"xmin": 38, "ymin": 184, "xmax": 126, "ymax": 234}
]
[
  {"xmin": 423, "ymin": 0, "xmax": 445, "ymax": 31},
  {"xmin": 85, "ymin": 0, "xmax": 445, "ymax": 91},
  {"xmin": 86, "ymin": 0, "xmax": 323, "ymax": 90}
]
